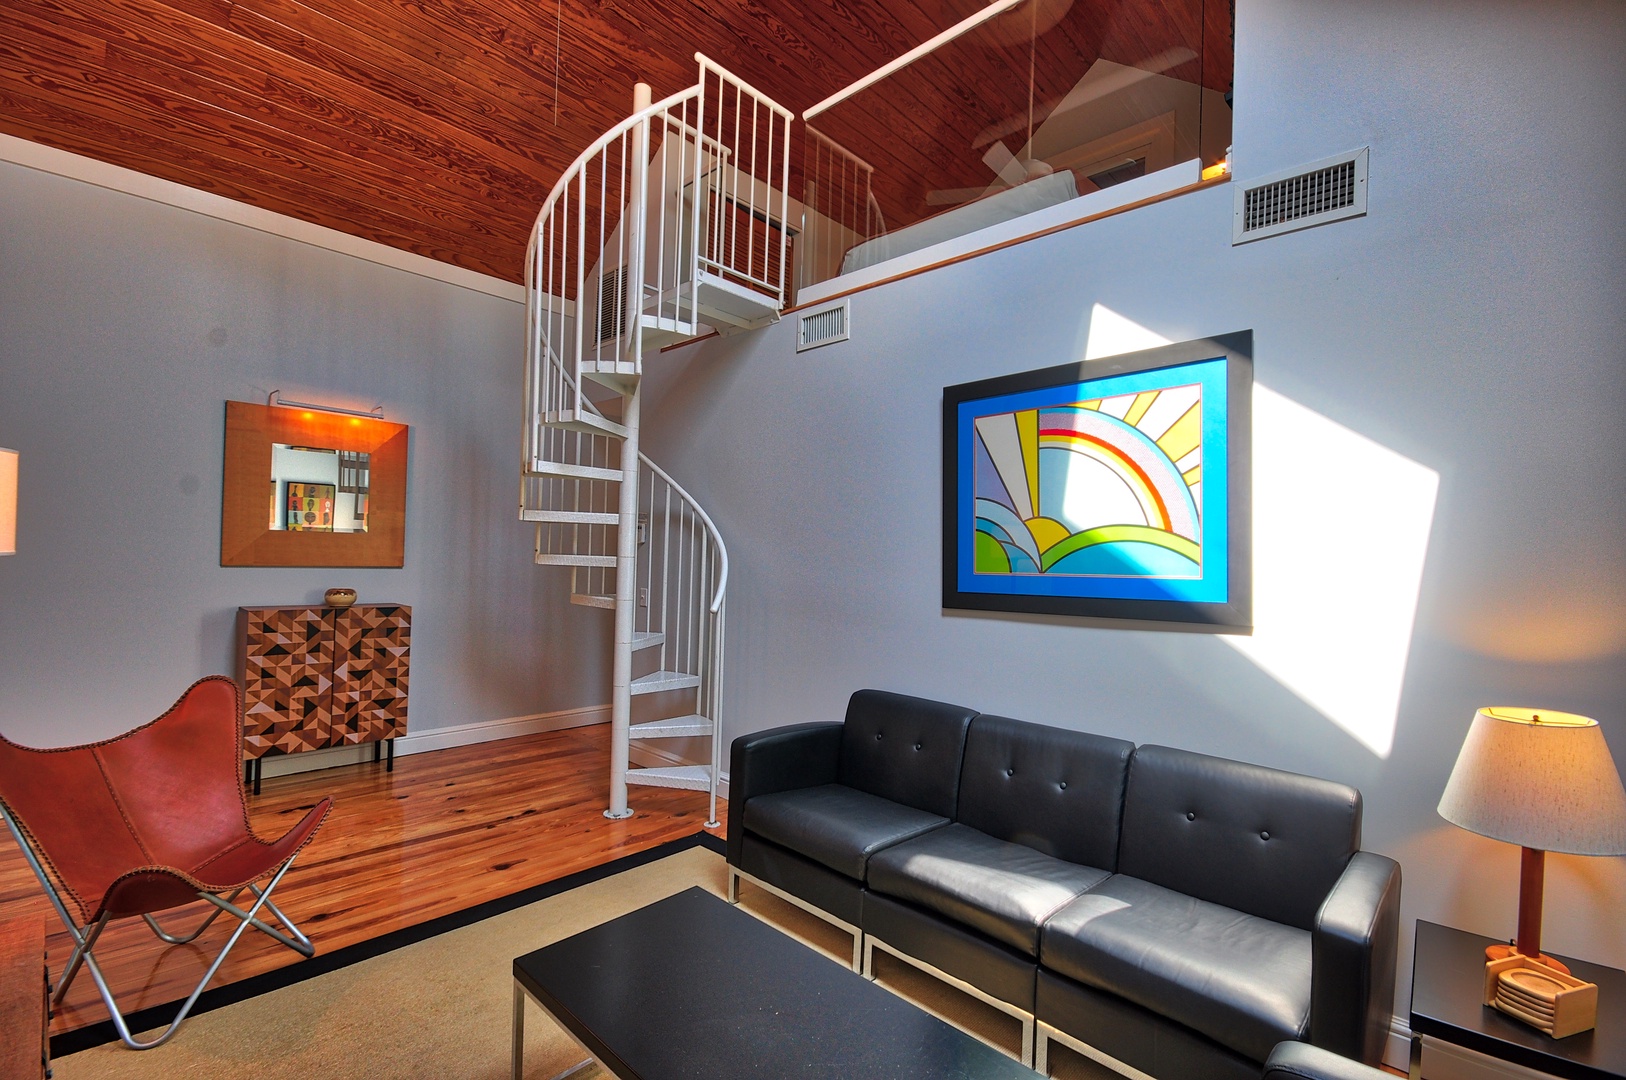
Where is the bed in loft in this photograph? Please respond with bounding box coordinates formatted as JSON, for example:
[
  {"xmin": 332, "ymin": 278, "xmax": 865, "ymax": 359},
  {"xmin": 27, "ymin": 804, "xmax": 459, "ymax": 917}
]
[{"xmin": 838, "ymin": 170, "xmax": 1080, "ymax": 276}]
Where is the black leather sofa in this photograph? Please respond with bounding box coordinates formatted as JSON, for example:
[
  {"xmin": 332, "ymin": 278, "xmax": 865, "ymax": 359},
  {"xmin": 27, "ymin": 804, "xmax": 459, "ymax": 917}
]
[
  {"xmin": 726, "ymin": 690, "xmax": 1401, "ymax": 1080},
  {"xmin": 1263, "ymin": 1041, "xmax": 1395, "ymax": 1080}
]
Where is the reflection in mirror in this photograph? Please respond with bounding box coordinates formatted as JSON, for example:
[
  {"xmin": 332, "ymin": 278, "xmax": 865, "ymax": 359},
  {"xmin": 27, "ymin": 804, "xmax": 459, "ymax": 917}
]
[{"xmin": 269, "ymin": 444, "xmax": 370, "ymax": 533}]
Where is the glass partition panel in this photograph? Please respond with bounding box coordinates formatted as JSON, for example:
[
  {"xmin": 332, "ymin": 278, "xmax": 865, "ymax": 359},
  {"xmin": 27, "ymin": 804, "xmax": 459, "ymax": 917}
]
[{"xmin": 799, "ymin": 0, "xmax": 1230, "ymax": 292}]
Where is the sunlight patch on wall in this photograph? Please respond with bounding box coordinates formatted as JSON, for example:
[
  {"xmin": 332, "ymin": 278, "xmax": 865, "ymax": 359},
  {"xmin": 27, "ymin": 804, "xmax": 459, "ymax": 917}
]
[
  {"xmin": 1082, "ymin": 305, "xmax": 1439, "ymax": 758},
  {"xmin": 1239, "ymin": 386, "xmax": 1438, "ymax": 757},
  {"xmin": 1083, "ymin": 302, "xmax": 1175, "ymax": 360}
]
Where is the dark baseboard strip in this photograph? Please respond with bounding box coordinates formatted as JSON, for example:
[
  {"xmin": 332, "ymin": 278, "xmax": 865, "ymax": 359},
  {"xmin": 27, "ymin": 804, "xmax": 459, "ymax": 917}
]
[{"xmin": 55, "ymin": 829, "xmax": 729, "ymax": 1058}]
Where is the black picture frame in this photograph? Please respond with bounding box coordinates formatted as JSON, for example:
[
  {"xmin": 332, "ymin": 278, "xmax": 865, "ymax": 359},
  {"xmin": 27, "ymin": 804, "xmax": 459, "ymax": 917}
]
[{"xmin": 942, "ymin": 331, "xmax": 1253, "ymax": 632}]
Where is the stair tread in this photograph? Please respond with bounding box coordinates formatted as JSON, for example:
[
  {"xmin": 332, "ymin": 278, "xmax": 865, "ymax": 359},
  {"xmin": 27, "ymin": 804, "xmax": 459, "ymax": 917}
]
[
  {"xmin": 543, "ymin": 411, "xmax": 628, "ymax": 439},
  {"xmin": 692, "ymin": 269, "xmax": 782, "ymax": 328},
  {"xmin": 526, "ymin": 461, "xmax": 623, "ymax": 482},
  {"xmin": 569, "ymin": 593, "xmax": 616, "ymax": 609},
  {"xmin": 625, "ymin": 764, "xmax": 712, "ymax": 791},
  {"xmin": 630, "ymin": 714, "xmax": 713, "ymax": 738},
  {"xmin": 630, "ymin": 631, "xmax": 665, "ymax": 650},
  {"xmin": 637, "ymin": 313, "xmax": 704, "ymax": 350},
  {"xmin": 521, "ymin": 509, "xmax": 619, "ymax": 524},
  {"xmin": 582, "ymin": 368, "xmax": 639, "ymax": 393},
  {"xmin": 630, "ymin": 670, "xmax": 702, "ymax": 694},
  {"xmin": 538, "ymin": 554, "xmax": 616, "ymax": 568}
]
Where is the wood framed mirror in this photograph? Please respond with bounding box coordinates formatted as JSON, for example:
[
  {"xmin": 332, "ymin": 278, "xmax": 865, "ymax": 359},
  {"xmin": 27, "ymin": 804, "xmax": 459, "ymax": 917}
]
[{"xmin": 222, "ymin": 400, "xmax": 408, "ymax": 567}]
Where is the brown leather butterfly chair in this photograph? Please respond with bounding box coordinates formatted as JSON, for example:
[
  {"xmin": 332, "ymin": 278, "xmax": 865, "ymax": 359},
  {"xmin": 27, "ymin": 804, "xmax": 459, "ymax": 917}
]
[{"xmin": 0, "ymin": 675, "xmax": 332, "ymax": 1049}]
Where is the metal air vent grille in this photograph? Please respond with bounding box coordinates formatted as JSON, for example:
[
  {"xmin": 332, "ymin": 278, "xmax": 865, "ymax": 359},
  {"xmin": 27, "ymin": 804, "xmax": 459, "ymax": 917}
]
[
  {"xmin": 1233, "ymin": 148, "xmax": 1368, "ymax": 244},
  {"xmin": 597, "ymin": 267, "xmax": 628, "ymax": 342},
  {"xmin": 797, "ymin": 300, "xmax": 850, "ymax": 352}
]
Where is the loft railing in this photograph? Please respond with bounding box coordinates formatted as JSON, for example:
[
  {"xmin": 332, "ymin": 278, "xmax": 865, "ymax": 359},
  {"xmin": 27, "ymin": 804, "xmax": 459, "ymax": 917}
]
[{"xmin": 798, "ymin": 127, "xmax": 884, "ymax": 295}]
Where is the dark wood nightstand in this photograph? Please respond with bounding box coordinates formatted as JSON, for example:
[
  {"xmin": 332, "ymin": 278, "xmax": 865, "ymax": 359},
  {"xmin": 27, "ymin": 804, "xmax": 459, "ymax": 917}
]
[{"xmin": 1411, "ymin": 920, "xmax": 1626, "ymax": 1080}]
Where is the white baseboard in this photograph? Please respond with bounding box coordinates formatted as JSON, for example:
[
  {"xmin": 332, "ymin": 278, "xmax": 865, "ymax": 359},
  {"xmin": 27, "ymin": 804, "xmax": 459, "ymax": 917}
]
[
  {"xmin": 1388, "ymin": 1016, "xmax": 1414, "ymax": 1073},
  {"xmin": 257, "ymin": 704, "xmax": 610, "ymax": 779},
  {"xmin": 1386, "ymin": 1017, "xmax": 1549, "ymax": 1080},
  {"xmin": 260, "ymin": 705, "xmax": 734, "ymax": 804}
]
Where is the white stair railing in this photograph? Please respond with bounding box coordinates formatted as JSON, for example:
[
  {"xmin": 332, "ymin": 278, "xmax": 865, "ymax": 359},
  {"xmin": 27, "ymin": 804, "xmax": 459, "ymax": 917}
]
[
  {"xmin": 520, "ymin": 57, "xmax": 790, "ymax": 821},
  {"xmin": 627, "ymin": 455, "xmax": 728, "ymax": 826},
  {"xmin": 523, "ymin": 55, "xmax": 794, "ymax": 450}
]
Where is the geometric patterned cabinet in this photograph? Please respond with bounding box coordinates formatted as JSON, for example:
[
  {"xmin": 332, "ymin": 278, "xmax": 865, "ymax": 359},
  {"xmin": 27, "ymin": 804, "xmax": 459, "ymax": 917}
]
[{"xmin": 236, "ymin": 604, "xmax": 410, "ymax": 793}]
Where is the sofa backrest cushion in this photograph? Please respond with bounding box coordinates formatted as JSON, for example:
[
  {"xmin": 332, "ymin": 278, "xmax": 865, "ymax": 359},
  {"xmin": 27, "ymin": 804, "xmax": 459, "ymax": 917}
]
[
  {"xmin": 838, "ymin": 690, "xmax": 976, "ymax": 818},
  {"xmin": 956, "ymin": 714, "xmax": 1133, "ymax": 870},
  {"xmin": 1117, "ymin": 745, "xmax": 1362, "ymax": 931}
]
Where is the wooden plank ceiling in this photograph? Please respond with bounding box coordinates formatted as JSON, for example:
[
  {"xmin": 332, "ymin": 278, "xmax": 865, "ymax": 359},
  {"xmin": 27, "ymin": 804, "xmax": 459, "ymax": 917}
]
[{"xmin": 0, "ymin": 0, "xmax": 1231, "ymax": 284}]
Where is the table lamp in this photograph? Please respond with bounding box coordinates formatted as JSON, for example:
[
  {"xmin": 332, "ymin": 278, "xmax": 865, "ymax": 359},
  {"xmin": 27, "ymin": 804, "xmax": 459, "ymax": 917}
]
[
  {"xmin": 1438, "ymin": 707, "xmax": 1626, "ymax": 972},
  {"xmin": 0, "ymin": 447, "xmax": 16, "ymax": 556}
]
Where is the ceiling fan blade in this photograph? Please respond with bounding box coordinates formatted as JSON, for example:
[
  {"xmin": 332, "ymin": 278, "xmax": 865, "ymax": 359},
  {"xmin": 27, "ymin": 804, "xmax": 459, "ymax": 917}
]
[
  {"xmin": 970, "ymin": 48, "xmax": 1199, "ymax": 150},
  {"xmin": 982, "ymin": 141, "xmax": 1029, "ymax": 188}
]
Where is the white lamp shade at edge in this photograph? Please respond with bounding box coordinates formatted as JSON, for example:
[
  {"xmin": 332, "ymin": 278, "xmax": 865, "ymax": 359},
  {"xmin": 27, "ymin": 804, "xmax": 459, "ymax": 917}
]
[
  {"xmin": 0, "ymin": 447, "xmax": 15, "ymax": 555},
  {"xmin": 1439, "ymin": 707, "xmax": 1626, "ymax": 856}
]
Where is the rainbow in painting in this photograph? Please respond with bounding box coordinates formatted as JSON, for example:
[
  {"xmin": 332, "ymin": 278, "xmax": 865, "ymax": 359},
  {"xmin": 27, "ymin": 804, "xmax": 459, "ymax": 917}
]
[{"xmin": 954, "ymin": 354, "xmax": 1231, "ymax": 605}]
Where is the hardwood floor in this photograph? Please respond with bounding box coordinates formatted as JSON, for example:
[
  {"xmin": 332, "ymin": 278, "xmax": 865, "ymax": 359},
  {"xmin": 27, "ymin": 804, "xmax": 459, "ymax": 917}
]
[{"xmin": 0, "ymin": 722, "xmax": 724, "ymax": 1037}]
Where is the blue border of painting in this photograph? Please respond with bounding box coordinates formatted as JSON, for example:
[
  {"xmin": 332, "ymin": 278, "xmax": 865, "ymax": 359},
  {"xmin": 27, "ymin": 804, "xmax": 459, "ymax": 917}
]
[
  {"xmin": 954, "ymin": 355, "xmax": 1229, "ymax": 604},
  {"xmin": 941, "ymin": 331, "xmax": 1253, "ymax": 633}
]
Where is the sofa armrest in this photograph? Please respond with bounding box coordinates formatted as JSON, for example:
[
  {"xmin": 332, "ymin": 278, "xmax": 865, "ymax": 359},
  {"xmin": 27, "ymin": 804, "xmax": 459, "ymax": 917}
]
[
  {"xmin": 726, "ymin": 723, "xmax": 843, "ymax": 867},
  {"xmin": 1263, "ymin": 1041, "xmax": 1393, "ymax": 1080},
  {"xmin": 1310, "ymin": 851, "xmax": 1401, "ymax": 1065}
]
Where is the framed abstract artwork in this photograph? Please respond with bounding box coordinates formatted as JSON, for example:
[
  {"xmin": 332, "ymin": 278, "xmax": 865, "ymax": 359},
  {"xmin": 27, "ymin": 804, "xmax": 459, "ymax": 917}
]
[
  {"xmin": 942, "ymin": 332, "xmax": 1252, "ymax": 631},
  {"xmin": 285, "ymin": 481, "xmax": 336, "ymax": 532}
]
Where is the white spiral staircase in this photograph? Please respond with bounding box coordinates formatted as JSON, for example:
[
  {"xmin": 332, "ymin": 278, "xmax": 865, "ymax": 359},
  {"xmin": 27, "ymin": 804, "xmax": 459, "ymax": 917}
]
[{"xmin": 521, "ymin": 57, "xmax": 794, "ymax": 822}]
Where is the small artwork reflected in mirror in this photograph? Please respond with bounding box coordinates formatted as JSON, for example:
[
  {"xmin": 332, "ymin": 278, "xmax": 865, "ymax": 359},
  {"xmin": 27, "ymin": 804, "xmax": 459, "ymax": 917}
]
[{"xmin": 269, "ymin": 446, "xmax": 370, "ymax": 533}]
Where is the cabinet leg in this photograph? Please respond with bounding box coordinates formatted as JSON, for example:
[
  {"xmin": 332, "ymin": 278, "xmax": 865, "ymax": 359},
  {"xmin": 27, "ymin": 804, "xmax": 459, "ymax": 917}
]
[
  {"xmin": 373, "ymin": 741, "xmax": 382, "ymax": 764},
  {"xmin": 252, "ymin": 759, "xmax": 262, "ymax": 796},
  {"xmin": 386, "ymin": 738, "xmax": 395, "ymax": 772}
]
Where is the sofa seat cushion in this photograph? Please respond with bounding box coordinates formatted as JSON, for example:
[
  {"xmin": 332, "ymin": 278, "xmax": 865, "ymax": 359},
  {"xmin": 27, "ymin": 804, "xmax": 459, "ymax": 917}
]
[
  {"xmin": 1041, "ymin": 874, "xmax": 1312, "ymax": 1063},
  {"xmin": 867, "ymin": 823, "xmax": 1109, "ymax": 955},
  {"xmin": 743, "ymin": 784, "xmax": 948, "ymax": 881}
]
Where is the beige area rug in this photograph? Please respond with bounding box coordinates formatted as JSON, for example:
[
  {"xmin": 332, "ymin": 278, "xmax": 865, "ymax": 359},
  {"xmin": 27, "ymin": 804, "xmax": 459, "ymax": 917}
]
[{"xmin": 55, "ymin": 840, "xmax": 1095, "ymax": 1079}]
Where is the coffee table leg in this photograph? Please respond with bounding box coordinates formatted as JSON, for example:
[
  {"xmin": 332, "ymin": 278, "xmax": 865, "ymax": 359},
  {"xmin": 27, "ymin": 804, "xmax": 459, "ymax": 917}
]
[
  {"xmin": 514, "ymin": 979, "xmax": 601, "ymax": 1080},
  {"xmin": 512, "ymin": 981, "xmax": 525, "ymax": 1080}
]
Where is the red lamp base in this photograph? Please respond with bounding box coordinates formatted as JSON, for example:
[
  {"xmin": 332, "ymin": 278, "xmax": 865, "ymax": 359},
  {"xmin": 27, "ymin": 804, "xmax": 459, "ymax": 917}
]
[{"xmin": 1480, "ymin": 846, "xmax": 1573, "ymax": 975}]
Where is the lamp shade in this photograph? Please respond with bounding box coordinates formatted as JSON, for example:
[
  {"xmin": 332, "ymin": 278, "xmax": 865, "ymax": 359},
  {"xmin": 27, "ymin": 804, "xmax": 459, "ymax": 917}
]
[
  {"xmin": 1439, "ymin": 707, "xmax": 1626, "ymax": 856},
  {"xmin": 0, "ymin": 447, "xmax": 15, "ymax": 555}
]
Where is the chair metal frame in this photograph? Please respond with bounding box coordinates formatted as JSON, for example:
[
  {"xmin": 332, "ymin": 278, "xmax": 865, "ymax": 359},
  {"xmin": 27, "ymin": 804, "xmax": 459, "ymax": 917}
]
[{"xmin": 1, "ymin": 802, "xmax": 317, "ymax": 1050}]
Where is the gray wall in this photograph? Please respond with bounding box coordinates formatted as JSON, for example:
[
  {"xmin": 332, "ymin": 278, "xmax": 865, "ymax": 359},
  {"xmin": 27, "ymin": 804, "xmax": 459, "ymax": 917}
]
[
  {"xmin": 640, "ymin": 0, "xmax": 1626, "ymax": 1012},
  {"xmin": 0, "ymin": 163, "xmax": 609, "ymax": 743}
]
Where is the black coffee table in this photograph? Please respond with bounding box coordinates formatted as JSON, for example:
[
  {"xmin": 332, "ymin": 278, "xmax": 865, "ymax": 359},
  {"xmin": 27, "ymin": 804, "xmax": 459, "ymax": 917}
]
[
  {"xmin": 512, "ymin": 886, "xmax": 1041, "ymax": 1079},
  {"xmin": 1411, "ymin": 920, "xmax": 1626, "ymax": 1080}
]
